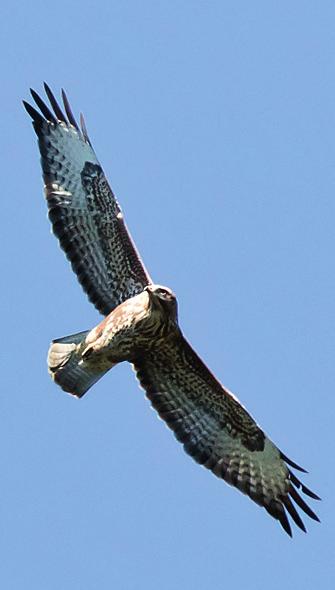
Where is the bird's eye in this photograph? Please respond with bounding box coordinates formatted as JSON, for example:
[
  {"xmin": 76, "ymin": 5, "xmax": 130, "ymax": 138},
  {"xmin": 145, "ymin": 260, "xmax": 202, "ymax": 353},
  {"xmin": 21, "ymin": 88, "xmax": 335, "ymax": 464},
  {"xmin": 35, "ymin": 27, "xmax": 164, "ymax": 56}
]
[{"xmin": 156, "ymin": 287, "xmax": 172, "ymax": 299}]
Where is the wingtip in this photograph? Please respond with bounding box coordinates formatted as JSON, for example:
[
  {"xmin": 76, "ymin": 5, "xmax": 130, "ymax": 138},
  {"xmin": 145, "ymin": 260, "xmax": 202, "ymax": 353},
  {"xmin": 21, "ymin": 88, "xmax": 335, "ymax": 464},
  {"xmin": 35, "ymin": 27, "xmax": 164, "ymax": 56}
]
[
  {"xmin": 43, "ymin": 81, "xmax": 54, "ymax": 99},
  {"xmin": 61, "ymin": 88, "xmax": 80, "ymax": 131},
  {"xmin": 281, "ymin": 517, "xmax": 293, "ymax": 537},
  {"xmin": 80, "ymin": 112, "xmax": 92, "ymax": 145},
  {"xmin": 29, "ymin": 87, "xmax": 57, "ymax": 124},
  {"xmin": 43, "ymin": 82, "xmax": 68, "ymax": 123},
  {"xmin": 289, "ymin": 485, "xmax": 320, "ymax": 523},
  {"xmin": 288, "ymin": 469, "xmax": 321, "ymax": 501},
  {"xmin": 303, "ymin": 487, "xmax": 321, "ymax": 501},
  {"xmin": 280, "ymin": 451, "xmax": 308, "ymax": 473},
  {"xmin": 282, "ymin": 495, "xmax": 307, "ymax": 533},
  {"xmin": 22, "ymin": 99, "xmax": 31, "ymax": 111},
  {"xmin": 29, "ymin": 88, "xmax": 38, "ymax": 104},
  {"xmin": 22, "ymin": 99, "xmax": 44, "ymax": 124},
  {"xmin": 29, "ymin": 87, "xmax": 42, "ymax": 104}
]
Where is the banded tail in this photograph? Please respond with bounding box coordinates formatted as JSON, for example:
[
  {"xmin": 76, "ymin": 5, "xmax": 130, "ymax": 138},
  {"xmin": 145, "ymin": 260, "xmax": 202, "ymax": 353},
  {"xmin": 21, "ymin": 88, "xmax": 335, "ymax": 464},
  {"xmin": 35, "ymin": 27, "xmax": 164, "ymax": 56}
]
[{"xmin": 48, "ymin": 330, "xmax": 109, "ymax": 397}]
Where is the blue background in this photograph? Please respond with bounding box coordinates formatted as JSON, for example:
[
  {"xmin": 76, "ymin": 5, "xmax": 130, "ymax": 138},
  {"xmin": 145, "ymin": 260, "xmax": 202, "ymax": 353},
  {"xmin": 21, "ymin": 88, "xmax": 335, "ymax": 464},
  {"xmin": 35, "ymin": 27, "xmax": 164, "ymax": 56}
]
[{"xmin": 1, "ymin": 2, "xmax": 334, "ymax": 588}]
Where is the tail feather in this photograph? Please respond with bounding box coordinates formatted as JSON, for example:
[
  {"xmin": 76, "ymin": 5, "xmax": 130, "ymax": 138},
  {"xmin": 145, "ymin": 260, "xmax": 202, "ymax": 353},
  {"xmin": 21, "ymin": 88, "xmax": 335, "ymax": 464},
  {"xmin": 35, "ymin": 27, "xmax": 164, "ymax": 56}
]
[{"xmin": 48, "ymin": 330, "xmax": 108, "ymax": 398}]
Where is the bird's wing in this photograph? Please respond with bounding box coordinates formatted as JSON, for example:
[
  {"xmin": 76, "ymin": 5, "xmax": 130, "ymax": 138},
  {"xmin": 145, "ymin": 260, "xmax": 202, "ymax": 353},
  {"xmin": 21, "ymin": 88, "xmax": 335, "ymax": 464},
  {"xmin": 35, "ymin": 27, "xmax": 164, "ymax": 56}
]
[
  {"xmin": 134, "ymin": 336, "xmax": 320, "ymax": 536},
  {"xmin": 24, "ymin": 84, "xmax": 152, "ymax": 316}
]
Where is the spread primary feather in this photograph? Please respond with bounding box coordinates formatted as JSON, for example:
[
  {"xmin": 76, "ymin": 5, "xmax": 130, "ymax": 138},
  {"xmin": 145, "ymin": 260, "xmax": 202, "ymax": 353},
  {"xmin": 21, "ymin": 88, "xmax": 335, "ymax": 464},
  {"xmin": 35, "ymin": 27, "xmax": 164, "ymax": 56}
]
[{"xmin": 24, "ymin": 84, "xmax": 320, "ymax": 537}]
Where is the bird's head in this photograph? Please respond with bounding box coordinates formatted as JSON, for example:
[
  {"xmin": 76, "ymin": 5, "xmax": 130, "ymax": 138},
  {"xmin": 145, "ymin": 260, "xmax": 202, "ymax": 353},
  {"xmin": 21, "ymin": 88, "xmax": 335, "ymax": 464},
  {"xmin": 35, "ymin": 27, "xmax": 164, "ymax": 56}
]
[{"xmin": 144, "ymin": 284, "xmax": 178, "ymax": 324}]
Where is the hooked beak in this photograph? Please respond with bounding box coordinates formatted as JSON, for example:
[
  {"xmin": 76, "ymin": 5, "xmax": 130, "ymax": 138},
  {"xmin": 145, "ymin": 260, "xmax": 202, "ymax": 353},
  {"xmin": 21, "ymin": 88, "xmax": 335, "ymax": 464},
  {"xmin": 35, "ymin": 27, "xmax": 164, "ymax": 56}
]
[{"xmin": 144, "ymin": 285, "xmax": 157, "ymax": 307}]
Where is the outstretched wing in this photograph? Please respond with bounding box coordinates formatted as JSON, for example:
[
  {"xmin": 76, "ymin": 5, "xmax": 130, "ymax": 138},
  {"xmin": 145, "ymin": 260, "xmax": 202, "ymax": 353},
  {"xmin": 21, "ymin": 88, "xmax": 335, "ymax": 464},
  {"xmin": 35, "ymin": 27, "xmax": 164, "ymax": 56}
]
[
  {"xmin": 134, "ymin": 337, "xmax": 320, "ymax": 536},
  {"xmin": 24, "ymin": 84, "xmax": 152, "ymax": 316}
]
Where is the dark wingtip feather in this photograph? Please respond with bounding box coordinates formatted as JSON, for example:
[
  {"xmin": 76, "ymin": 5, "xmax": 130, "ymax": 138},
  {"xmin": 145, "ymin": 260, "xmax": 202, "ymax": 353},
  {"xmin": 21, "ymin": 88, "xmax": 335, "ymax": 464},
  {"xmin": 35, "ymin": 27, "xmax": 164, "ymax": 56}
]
[
  {"xmin": 280, "ymin": 451, "xmax": 307, "ymax": 473},
  {"xmin": 289, "ymin": 485, "xmax": 320, "ymax": 523},
  {"xmin": 80, "ymin": 112, "xmax": 92, "ymax": 145},
  {"xmin": 43, "ymin": 82, "xmax": 67, "ymax": 123},
  {"xmin": 278, "ymin": 511, "xmax": 292, "ymax": 537},
  {"xmin": 61, "ymin": 88, "xmax": 80, "ymax": 131},
  {"xmin": 282, "ymin": 496, "xmax": 307, "ymax": 533},
  {"xmin": 288, "ymin": 470, "xmax": 321, "ymax": 500},
  {"xmin": 265, "ymin": 501, "xmax": 292, "ymax": 537},
  {"xmin": 301, "ymin": 486, "xmax": 321, "ymax": 501},
  {"xmin": 23, "ymin": 100, "xmax": 44, "ymax": 124},
  {"xmin": 30, "ymin": 88, "xmax": 57, "ymax": 124}
]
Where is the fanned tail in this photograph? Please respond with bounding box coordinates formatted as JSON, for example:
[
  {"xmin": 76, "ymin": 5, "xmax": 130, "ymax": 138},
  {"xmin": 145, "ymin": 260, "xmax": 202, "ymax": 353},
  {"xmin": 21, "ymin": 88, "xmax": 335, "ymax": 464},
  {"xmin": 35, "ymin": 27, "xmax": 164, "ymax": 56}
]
[{"xmin": 48, "ymin": 330, "xmax": 108, "ymax": 398}]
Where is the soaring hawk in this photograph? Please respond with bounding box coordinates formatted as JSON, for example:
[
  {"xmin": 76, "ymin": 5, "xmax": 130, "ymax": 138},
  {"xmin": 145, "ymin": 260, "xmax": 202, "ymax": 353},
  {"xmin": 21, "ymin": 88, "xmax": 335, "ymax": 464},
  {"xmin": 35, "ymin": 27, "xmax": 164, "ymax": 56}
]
[{"xmin": 24, "ymin": 84, "xmax": 320, "ymax": 536}]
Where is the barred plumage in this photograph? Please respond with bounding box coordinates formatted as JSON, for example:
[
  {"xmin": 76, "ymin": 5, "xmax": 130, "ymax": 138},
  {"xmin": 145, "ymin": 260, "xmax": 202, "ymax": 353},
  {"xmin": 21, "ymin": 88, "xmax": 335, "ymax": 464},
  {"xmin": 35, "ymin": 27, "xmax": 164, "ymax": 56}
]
[
  {"xmin": 25, "ymin": 84, "xmax": 320, "ymax": 536},
  {"xmin": 24, "ymin": 83, "xmax": 151, "ymax": 316}
]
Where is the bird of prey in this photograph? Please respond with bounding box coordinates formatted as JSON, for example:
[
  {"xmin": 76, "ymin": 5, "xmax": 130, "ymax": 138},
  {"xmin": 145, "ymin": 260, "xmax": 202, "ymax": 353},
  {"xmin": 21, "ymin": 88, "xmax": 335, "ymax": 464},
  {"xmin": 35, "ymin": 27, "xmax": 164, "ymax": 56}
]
[{"xmin": 24, "ymin": 84, "xmax": 320, "ymax": 537}]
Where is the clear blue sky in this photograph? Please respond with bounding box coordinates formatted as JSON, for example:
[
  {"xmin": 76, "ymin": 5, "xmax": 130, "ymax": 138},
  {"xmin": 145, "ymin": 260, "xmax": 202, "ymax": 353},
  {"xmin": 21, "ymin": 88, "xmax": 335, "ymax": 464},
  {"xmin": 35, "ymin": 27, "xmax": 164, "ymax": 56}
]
[{"xmin": 1, "ymin": 2, "xmax": 334, "ymax": 588}]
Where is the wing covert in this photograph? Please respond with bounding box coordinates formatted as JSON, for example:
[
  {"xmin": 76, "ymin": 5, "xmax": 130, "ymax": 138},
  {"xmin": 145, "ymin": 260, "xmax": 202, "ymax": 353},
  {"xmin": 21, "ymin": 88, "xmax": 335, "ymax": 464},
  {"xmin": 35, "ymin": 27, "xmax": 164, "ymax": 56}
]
[
  {"xmin": 24, "ymin": 84, "xmax": 152, "ymax": 316},
  {"xmin": 134, "ymin": 336, "xmax": 320, "ymax": 536}
]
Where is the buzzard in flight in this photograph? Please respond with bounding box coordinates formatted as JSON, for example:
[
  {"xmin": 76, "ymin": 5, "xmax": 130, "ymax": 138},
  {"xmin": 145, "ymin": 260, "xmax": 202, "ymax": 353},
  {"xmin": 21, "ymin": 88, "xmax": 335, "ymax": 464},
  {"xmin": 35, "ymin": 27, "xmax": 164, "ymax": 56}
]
[{"xmin": 24, "ymin": 84, "xmax": 320, "ymax": 537}]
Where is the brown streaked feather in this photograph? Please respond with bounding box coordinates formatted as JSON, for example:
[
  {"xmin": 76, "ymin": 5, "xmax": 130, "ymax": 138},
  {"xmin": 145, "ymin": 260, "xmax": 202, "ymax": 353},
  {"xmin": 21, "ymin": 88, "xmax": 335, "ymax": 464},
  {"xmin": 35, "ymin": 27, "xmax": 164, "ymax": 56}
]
[
  {"xmin": 134, "ymin": 332, "xmax": 320, "ymax": 536},
  {"xmin": 24, "ymin": 85, "xmax": 152, "ymax": 315},
  {"xmin": 25, "ymin": 84, "xmax": 320, "ymax": 537}
]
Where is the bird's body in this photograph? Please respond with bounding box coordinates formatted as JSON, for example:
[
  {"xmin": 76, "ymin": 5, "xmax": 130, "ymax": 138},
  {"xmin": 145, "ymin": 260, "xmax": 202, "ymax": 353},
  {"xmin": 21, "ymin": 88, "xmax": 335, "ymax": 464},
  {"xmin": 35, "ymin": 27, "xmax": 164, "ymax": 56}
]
[
  {"xmin": 24, "ymin": 84, "xmax": 320, "ymax": 536},
  {"xmin": 48, "ymin": 285, "xmax": 180, "ymax": 394}
]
